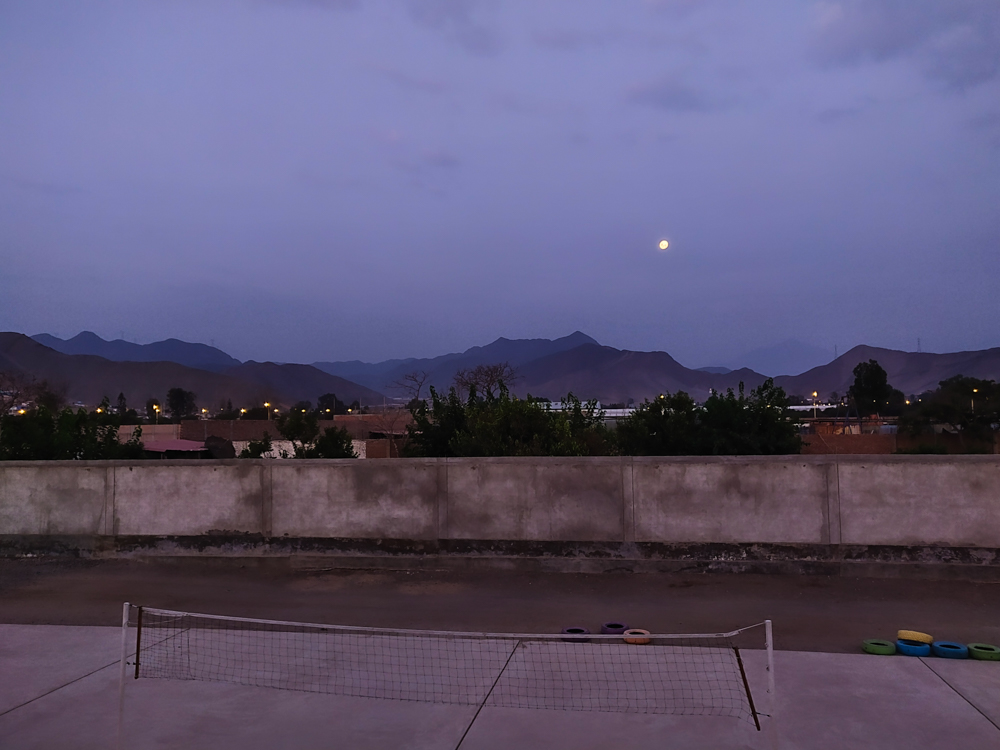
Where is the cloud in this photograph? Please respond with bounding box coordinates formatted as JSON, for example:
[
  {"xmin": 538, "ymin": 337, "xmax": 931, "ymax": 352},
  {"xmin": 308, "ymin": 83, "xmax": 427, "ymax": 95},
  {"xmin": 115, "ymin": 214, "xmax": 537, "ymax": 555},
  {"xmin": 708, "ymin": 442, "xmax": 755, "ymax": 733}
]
[
  {"xmin": 531, "ymin": 29, "xmax": 615, "ymax": 52},
  {"xmin": 405, "ymin": 0, "xmax": 503, "ymax": 56},
  {"xmin": 627, "ymin": 76, "xmax": 716, "ymax": 113},
  {"xmin": 811, "ymin": 0, "xmax": 1000, "ymax": 90}
]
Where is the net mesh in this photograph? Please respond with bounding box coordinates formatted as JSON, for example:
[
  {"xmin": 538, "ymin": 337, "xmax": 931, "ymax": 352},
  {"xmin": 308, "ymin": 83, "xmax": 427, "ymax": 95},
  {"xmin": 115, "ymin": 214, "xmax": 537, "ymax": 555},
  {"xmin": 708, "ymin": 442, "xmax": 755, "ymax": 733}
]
[{"xmin": 133, "ymin": 608, "xmax": 760, "ymax": 725}]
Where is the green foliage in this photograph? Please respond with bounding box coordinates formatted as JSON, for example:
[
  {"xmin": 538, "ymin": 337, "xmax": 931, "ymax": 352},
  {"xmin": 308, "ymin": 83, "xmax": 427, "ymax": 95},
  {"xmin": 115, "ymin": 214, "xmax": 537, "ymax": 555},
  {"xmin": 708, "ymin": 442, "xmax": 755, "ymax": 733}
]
[
  {"xmin": 296, "ymin": 426, "xmax": 357, "ymax": 458},
  {"xmin": 239, "ymin": 433, "xmax": 273, "ymax": 458},
  {"xmin": 0, "ymin": 406, "xmax": 145, "ymax": 460},
  {"xmin": 899, "ymin": 376, "xmax": 999, "ymax": 442},
  {"xmin": 615, "ymin": 392, "xmax": 702, "ymax": 455},
  {"xmin": 405, "ymin": 385, "xmax": 611, "ymax": 457},
  {"xmin": 275, "ymin": 410, "xmax": 356, "ymax": 458},
  {"xmin": 849, "ymin": 360, "xmax": 905, "ymax": 416},
  {"xmin": 699, "ymin": 380, "xmax": 802, "ymax": 455},
  {"xmin": 166, "ymin": 388, "xmax": 197, "ymax": 421},
  {"xmin": 615, "ymin": 379, "xmax": 801, "ymax": 455}
]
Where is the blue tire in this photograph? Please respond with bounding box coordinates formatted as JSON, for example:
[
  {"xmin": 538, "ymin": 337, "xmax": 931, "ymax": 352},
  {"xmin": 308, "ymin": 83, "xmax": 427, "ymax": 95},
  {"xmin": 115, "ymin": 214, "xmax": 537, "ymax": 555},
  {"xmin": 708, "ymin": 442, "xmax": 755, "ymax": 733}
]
[
  {"xmin": 601, "ymin": 622, "xmax": 629, "ymax": 635},
  {"xmin": 896, "ymin": 639, "xmax": 931, "ymax": 657},
  {"xmin": 931, "ymin": 641, "xmax": 969, "ymax": 659}
]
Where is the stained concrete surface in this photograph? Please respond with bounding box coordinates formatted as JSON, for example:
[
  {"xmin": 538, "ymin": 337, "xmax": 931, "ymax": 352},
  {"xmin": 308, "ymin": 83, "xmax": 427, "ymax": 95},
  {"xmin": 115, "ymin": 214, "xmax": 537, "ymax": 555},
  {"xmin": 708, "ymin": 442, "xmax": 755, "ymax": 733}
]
[{"xmin": 1, "ymin": 626, "xmax": 998, "ymax": 749}]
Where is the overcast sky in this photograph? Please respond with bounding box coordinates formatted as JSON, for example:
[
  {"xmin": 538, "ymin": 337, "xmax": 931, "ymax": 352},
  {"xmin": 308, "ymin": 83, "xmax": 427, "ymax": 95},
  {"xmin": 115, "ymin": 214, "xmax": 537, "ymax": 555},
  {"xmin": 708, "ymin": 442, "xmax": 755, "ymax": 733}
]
[{"xmin": 1, "ymin": 0, "xmax": 998, "ymax": 366}]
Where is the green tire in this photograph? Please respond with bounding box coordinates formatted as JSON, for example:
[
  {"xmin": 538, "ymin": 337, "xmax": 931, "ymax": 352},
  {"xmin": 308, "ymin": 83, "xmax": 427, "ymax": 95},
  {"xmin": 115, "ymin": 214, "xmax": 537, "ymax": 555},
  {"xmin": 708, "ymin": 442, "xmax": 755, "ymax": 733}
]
[
  {"xmin": 967, "ymin": 643, "xmax": 1000, "ymax": 661},
  {"xmin": 863, "ymin": 639, "xmax": 897, "ymax": 656}
]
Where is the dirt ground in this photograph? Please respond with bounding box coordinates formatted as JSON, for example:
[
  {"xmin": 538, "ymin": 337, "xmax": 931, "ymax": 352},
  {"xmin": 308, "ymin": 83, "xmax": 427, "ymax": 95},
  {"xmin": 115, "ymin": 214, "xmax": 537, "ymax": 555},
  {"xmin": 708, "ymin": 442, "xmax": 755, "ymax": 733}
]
[{"xmin": 2, "ymin": 558, "xmax": 998, "ymax": 652}]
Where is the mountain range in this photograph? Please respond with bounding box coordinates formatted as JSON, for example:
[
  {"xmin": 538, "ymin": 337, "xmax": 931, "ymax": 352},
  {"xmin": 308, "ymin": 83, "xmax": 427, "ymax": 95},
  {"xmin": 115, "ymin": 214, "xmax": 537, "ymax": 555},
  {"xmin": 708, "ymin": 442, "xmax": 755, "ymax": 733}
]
[
  {"xmin": 5, "ymin": 330, "xmax": 999, "ymax": 408},
  {"xmin": 3, "ymin": 334, "xmax": 383, "ymax": 409}
]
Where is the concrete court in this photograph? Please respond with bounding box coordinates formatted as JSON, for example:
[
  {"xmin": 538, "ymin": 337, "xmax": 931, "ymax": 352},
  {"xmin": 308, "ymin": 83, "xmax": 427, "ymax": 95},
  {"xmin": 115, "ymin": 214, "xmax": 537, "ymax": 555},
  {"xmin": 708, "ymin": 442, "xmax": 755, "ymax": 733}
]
[{"xmin": 1, "ymin": 624, "xmax": 999, "ymax": 750}]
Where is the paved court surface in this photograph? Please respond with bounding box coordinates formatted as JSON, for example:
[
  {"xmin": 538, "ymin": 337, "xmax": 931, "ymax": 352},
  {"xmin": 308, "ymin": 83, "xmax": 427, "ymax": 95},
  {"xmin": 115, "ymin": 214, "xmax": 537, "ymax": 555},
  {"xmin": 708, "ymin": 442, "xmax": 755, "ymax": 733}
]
[
  {"xmin": 0, "ymin": 624, "xmax": 998, "ymax": 749},
  {"xmin": 2, "ymin": 559, "xmax": 999, "ymax": 748}
]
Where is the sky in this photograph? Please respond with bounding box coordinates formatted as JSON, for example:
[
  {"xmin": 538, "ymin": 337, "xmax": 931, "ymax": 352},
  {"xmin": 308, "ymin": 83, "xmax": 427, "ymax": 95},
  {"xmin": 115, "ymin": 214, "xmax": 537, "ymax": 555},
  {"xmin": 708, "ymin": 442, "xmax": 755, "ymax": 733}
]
[{"xmin": 1, "ymin": 0, "xmax": 998, "ymax": 367}]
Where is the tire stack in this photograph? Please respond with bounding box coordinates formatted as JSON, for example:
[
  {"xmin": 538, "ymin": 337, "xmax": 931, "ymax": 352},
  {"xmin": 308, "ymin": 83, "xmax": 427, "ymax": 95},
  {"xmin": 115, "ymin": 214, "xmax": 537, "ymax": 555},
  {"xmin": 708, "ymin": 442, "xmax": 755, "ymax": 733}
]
[{"xmin": 862, "ymin": 629, "xmax": 1000, "ymax": 661}]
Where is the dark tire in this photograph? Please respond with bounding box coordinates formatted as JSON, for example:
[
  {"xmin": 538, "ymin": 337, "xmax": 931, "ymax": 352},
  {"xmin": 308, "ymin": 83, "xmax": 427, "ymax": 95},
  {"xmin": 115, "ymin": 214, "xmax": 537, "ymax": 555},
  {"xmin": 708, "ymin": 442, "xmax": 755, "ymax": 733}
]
[
  {"xmin": 601, "ymin": 622, "xmax": 629, "ymax": 635},
  {"xmin": 862, "ymin": 639, "xmax": 896, "ymax": 655},
  {"xmin": 561, "ymin": 627, "xmax": 591, "ymax": 643},
  {"xmin": 968, "ymin": 643, "xmax": 1000, "ymax": 661},
  {"xmin": 896, "ymin": 639, "xmax": 931, "ymax": 657},
  {"xmin": 931, "ymin": 641, "xmax": 969, "ymax": 659}
]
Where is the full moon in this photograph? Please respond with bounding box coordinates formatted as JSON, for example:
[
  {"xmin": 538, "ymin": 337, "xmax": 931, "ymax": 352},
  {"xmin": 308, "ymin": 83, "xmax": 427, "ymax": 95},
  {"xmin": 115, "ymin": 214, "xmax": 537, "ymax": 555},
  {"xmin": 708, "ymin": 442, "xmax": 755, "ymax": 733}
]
[{"xmin": 658, "ymin": 239, "xmax": 669, "ymax": 251}]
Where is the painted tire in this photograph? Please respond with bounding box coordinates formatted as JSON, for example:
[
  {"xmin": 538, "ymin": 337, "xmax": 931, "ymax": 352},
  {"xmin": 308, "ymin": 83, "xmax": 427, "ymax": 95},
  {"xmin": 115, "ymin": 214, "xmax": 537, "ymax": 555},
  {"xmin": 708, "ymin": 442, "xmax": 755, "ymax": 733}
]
[
  {"xmin": 624, "ymin": 629, "xmax": 652, "ymax": 645},
  {"xmin": 897, "ymin": 630, "xmax": 933, "ymax": 644},
  {"xmin": 560, "ymin": 627, "xmax": 591, "ymax": 643},
  {"xmin": 896, "ymin": 639, "xmax": 931, "ymax": 657},
  {"xmin": 931, "ymin": 641, "xmax": 969, "ymax": 659},
  {"xmin": 601, "ymin": 622, "xmax": 630, "ymax": 635},
  {"xmin": 862, "ymin": 639, "xmax": 896, "ymax": 656},
  {"xmin": 968, "ymin": 643, "xmax": 1000, "ymax": 661}
]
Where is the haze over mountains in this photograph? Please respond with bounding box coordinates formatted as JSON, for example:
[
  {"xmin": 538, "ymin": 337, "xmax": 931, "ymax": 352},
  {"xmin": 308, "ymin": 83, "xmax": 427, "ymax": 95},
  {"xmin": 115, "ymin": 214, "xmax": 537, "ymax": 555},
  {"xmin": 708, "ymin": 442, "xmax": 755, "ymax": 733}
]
[{"xmin": 7, "ymin": 331, "xmax": 999, "ymax": 408}]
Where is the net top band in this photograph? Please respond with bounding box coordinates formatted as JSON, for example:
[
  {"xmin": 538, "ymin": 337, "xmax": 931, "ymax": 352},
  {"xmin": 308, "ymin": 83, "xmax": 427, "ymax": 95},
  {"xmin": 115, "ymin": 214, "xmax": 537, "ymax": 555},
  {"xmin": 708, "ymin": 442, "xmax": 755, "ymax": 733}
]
[{"xmin": 134, "ymin": 605, "xmax": 767, "ymax": 641}]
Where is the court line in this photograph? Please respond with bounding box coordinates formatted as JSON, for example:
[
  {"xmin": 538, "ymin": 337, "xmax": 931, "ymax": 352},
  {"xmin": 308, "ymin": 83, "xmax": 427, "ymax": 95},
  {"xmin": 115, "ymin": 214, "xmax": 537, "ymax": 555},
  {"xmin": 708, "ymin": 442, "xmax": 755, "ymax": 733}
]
[
  {"xmin": 0, "ymin": 656, "xmax": 125, "ymax": 719},
  {"xmin": 918, "ymin": 657, "xmax": 1000, "ymax": 734}
]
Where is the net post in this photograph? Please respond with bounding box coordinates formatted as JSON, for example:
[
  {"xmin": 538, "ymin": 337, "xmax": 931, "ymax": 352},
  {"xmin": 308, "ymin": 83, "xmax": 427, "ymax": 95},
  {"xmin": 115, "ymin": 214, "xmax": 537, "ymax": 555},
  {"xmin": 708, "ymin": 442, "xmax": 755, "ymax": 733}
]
[
  {"xmin": 115, "ymin": 602, "xmax": 130, "ymax": 750},
  {"xmin": 765, "ymin": 619, "xmax": 779, "ymax": 750},
  {"xmin": 453, "ymin": 638, "xmax": 520, "ymax": 750}
]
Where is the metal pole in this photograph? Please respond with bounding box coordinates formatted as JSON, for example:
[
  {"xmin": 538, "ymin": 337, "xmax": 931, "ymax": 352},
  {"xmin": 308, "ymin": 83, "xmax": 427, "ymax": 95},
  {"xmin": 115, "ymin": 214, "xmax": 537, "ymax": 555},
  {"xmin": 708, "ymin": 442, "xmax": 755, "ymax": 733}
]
[
  {"xmin": 116, "ymin": 602, "xmax": 130, "ymax": 750},
  {"xmin": 765, "ymin": 619, "xmax": 779, "ymax": 750}
]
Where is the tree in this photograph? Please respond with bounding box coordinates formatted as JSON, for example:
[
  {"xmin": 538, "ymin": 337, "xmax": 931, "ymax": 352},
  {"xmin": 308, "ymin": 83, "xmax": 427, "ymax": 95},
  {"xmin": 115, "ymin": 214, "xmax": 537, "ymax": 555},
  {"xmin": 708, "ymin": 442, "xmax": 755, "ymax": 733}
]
[
  {"xmin": 848, "ymin": 360, "xmax": 904, "ymax": 416},
  {"xmin": 699, "ymin": 379, "xmax": 802, "ymax": 455},
  {"xmin": 614, "ymin": 379, "xmax": 801, "ymax": 456},
  {"xmin": 317, "ymin": 393, "xmax": 347, "ymax": 417},
  {"xmin": 899, "ymin": 376, "xmax": 999, "ymax": 445},
  {"xmin": 239, "ymin": 432, "xmax": 273, "ymax": 458},
  {"xmin": 615, "ymin": 392, "xmax": 701, "ymax": 455},
  {"xmin": 393, "ymin": 371, "xmax": 430, "ymax": 402},
  {"xmin": 453, "ymin": 363, "xmax": 519, "ymax": 399},
  {"xmin": 0, "ymin": 405, "xmax": 144, "ymax": 460},
  {"xmin": 405, "ymin": 385, "xmax": 611, "ymax": 457},
  {"xmin": 275, "ymin": 408, "xmax": 356, "ymax": 458},
  {"xmin": 166, "ymin": 388, "xmax": 198, "ymax": 421}
]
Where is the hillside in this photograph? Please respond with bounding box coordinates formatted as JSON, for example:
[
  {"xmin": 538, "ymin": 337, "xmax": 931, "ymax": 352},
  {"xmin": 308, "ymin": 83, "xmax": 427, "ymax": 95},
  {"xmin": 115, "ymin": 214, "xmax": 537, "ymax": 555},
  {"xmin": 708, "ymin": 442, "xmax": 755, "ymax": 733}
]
[
  {"xmin": 0, "ymin": 333, "xmax": 383, "ymax": 408},
  {"xmin": 313, "ymin": 331, "xmax": 599, "ymax": 394},
  {"xmin": 32, "ymin": 332, "xmax": 241, "ymax": 372},
  {"xmin": 775, "ymin": 345, "xmax": 1000, "ymax": 397},
  {"xmin": 515, "ymin": 344, "xmax": 769, "ymax": 403}
]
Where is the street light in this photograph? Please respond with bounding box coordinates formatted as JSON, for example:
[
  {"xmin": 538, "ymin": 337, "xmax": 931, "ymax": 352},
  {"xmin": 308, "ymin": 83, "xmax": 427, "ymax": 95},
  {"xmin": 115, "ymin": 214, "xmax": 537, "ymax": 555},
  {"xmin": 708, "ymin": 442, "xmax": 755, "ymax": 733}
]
[
  {"xmin": 153, "ymin": 404, "xmax": 160, "ymax": 425},
  {"xmin": 972, "ymin": 388, "xmax": 978, "ymax": 414},
  {"xmin": 264, "ymin": 402, "xmax": 270, "ymax": 420},
  {"xmin": 812, "ymin": 391, "xmax": 818, "ymax": 419}
]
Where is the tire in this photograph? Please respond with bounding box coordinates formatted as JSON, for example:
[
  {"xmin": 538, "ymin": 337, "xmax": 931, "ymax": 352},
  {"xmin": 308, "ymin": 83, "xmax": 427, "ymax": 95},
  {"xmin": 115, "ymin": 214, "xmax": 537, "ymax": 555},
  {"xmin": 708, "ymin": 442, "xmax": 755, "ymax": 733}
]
[
  {"xmin": 931, "ymin": 641, "xmax": 969, "ymax": 659},
  {"xmin": 897, "ymin": 630, "xmax": 933, "ymax": 644},
  {"xmin": 896, "ymin": 639, "xmax": 931, "ymax": 657},
  {"xmin": 561, "ymin": 627, "xmax": 591, "ymax": 643},
  {"xmin": 601, "ymin": 622, "xmax": 629, "ymax": 635},
  {"xmin": 624, "ymin": 629, "xmax": 651, "ymax": 645},
  {"xmin": 968, "ymin": 643, "xmax": 1000, "ymax": 661},
  {"xmin": 862, "ymin": 639, "xmax": 896, "ymax": 655}
]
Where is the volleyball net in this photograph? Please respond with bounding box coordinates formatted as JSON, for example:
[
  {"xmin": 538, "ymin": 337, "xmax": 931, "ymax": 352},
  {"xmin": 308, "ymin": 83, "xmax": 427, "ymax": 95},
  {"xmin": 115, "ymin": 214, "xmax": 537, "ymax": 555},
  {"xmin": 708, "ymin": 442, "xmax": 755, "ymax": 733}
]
[{"xmin": 120, "ymin": 605, "xmax": 772, "ymax": 731}]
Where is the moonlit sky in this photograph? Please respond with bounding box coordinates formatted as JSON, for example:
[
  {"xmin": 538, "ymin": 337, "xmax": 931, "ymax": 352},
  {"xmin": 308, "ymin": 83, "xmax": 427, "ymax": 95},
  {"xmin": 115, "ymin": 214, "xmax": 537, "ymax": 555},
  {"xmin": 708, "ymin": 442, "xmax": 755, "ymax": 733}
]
[{"xmin": 2, "ymin": 1, "xmax": 998, "ymax": 366}]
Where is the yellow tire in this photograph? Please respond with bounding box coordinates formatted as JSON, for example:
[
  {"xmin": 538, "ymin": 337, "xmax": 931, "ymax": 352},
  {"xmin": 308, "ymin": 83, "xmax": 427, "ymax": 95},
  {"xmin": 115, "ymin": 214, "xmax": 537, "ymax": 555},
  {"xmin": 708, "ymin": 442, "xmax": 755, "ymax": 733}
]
[
  {"xmin": 624, "ymin": 629, "xmax": 651, "ymax": 645},
  {"xmin": 898, "ymin": 630, "xmax": 933, "ymax": 644}
]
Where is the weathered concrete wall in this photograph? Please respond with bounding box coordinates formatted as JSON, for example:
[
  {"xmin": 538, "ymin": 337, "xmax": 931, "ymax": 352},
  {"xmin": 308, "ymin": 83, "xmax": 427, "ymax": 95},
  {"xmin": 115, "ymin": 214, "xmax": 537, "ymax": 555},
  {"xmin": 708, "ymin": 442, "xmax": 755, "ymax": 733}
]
[
  {"xmin": 271, "ymin": 460, "xmax": 440, "ymax": 540},
  {"xmin": 1, "ymin": 456, "xmax": 998, "ymax": 549},
  {"xmin": 632, "ymin": 458, "xmax": 831, "ymax": 544},
  {"xmin": 445, "ymin": 458, "xmax": 627, "ymax": 541}
]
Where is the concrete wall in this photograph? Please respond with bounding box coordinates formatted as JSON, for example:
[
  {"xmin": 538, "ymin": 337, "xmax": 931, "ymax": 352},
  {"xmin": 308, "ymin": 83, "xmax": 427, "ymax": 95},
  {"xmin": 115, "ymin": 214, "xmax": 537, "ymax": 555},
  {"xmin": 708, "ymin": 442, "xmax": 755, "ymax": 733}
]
[{"xmin": 1, "ymin": 456, "xmax": 998, "ymax": 548}]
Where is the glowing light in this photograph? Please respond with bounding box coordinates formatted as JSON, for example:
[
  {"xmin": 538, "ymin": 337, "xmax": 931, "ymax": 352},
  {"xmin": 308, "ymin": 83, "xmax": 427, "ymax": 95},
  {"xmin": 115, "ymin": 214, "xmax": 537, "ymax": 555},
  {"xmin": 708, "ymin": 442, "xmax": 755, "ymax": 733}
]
[{"xmin": 658, "ymin": 239, "xmax": 669, "ymax": 251}]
